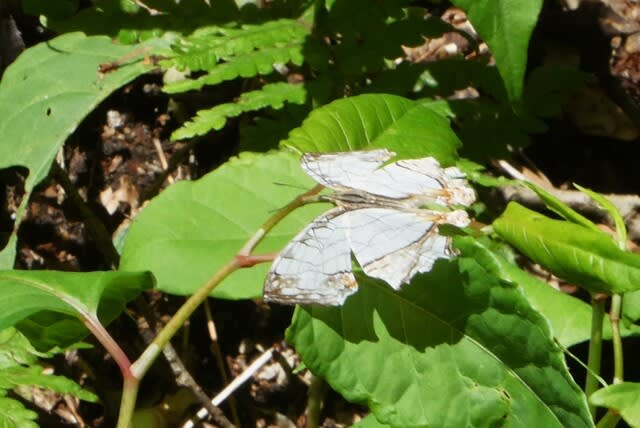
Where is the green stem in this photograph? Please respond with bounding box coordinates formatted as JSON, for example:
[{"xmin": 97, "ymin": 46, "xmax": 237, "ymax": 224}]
[
  {"xmin": 609, "ymin": 294, "xmax": 624, "ymax": 384},
  {"xmin": 131, "ymin": 260, "xmax": 241, "ymax": 380},
  {"xmin": 306, "ymin": 374, "xmax": 328, "ymax": 428},
  {"xmin": 114, "ymin": 183, "xmax": 323, "ymax": 428},
  {"xmin": 595, "ymin": 409, "xmax": 621, "ymax": 428},
  {"xmin": 115, "ymin": 374, "xmax": 140, "ymax": 428},
  {"xmin": 586, "ymin": 296, "xmax": 605, "ymax": 416}
]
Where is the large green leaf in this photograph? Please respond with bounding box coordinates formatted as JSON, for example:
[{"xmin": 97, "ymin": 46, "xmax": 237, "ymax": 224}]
[
  {"xmin": 0, "ymin": 32, "xmax": 165, "ymax": 268},
  {"xmin": 456, "ymin": 237, "xmax": 594, "ymax": 347},
  {"xmin": 493, "ymin": 203, "xmax": 640, "ymax": 294},
  {"xmin": 119, "ymin": 151, "xmax": 328, "ymax": 298},
  {"xmin": 287, "ymin": 239, "xmax": 592, "ymax": 427},
  {"xmin": 590, "ymin": 383, "xmax": 640, "ymax": 428},
  {"xmin": 0, "ymin": 270, "xmax": 153, "ymax": 348},
  {"xmin": 282, "ymin": 94, "xmax": 461, "ymax": 165},
  {"xmin": 452, "ymin": 0, "xmax": 543, "ymax": 102}
]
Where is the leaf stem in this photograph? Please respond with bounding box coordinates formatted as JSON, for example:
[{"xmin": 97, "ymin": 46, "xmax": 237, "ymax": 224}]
[
  {"xmin": 115, "ymin": 374, "xmax": 140, "ymax": 428},
  {"xmin": 306, "ymin": 373, "xmax": 328, "ymax": 428},
  {"xmin": 586, "ymin": 295, "xmax": 605, "ymax": 416},
  {"xmin": 115, "ymin": 183, "xmax": 323, "ymax": 427},
  {"xmin": 82, "ymin": 314, "xmax": 132, "ymax": 378},
  {"xmin": 595, "ymin": 409, "xmax": 621, "ymax": 428},
  {"xmin": 609, "ymin": 294, "xmax": 623, "ymax": 384}
]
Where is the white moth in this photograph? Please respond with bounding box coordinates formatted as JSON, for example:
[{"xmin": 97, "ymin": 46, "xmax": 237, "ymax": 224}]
[{"xmin": 264, "ymin": 149, "xmax": 475, "ymax": 305}]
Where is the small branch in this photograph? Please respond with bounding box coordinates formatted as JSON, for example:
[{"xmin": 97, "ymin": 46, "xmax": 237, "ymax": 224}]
[
  {"xmin": 182, "ymin": 348, "xmax": 275, "ymax": 428},
  {"xmin": 135, "ymin": 297, "xmax": 235, "ymax": 428},
  {"xmin": 204, "ymin": 300, "xmax": 242, "ymax": 427},
  {"xmin": 499, "ymin": 185, "xmax": 640, "ymax": 224},
  {"xmin": 494, "ymin": 160, "xmax": 640, "ymax": 241},
  {"xmin": 139, "ymin": 139, "xmax": 197, "ymax": 203}
]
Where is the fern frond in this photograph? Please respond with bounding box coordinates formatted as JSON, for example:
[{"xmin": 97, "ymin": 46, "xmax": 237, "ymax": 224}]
[
  {"xmin": 166, "ymin": 19, "xmax": 309, "ymax": 73},
  {"xmin": 171, "ymin": 82, "xmax": 307, "ymax": 140},
  {"xmin": 164, "ymin": 44, "xmax": 304, "ymax": 93}
]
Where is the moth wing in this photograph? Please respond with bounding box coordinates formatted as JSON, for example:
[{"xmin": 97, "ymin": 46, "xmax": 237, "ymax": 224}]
[
  {"xmin": 302, "ymin": 150, "xmax": 474, "ymax": 206},
  {"xmin": 344, "ymin": 208, "xmax": 462, "ymax": 289},
  {"xmin": 378, "ymin": 158, "xmax": 476, "ymax": 206},
  {"xmin": 264, "ymin": 208, "xmax": 357, "ymax": 305},
  {"xmin": 301, "ymin": 149, "xmax": 395, "ymax": 192}
]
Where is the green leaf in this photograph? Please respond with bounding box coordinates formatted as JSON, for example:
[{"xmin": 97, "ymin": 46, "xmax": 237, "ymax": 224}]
[
  {"xmin": 120, "ymin": 151, "xmax": 328, "ymax": 298},
  {"xmin": 574, "ymin": 184, "xmax": 627, "ymax": 247},
  {"xmin": 590, "ymin": 382, "xmax": 640, "ymax": 427},
  {"xmin": 0, "ymin": 270, "xmax": 153, "ymax": 347},
  {"xmin": 452, "ymin": 0, "xmax": 543, "ymax": 102},
  {"xmin": 0, "ymin": 327, "xmax": 97, "ymax": 425},
  {"xmin": 165, "ymin": 19, "xmax": 309, "ymax": 74},
  {"xmin": 0, "ymin": 395, "xmax": 38, "ymax": 428},
  {"xmin": 164, "ymin": 44, "xmax": 305, "ymax": 93},
  {"xmin": 282, "ymin": 94, "xmax": 461, "ymax": 165},
  {"xmin": 525, "ymin": 182, "xmax": 600, "ymax": 232},
  {"xmin": 455, "ymin": 237, "xmax": 594, "ymax": 347},
  {"xmin": 1, "ymin": 366, "xmax": 97, "ymax": 403},
  {"xmin": 287, "ymin": 252, "xmax": 592, "ymax": 427},
  {"xmin": 493, "ymin": 203, "xmax": 640, "ymax": 294},
  {"xmin": 0, "ymin": 328, "xmax": 49, "ymax": 369},
  {"xmin": 14, "ymin": 315, "xmax": 92, "ymax": 352},
  {"xmin": 171, "ymin": 82, "xmax": 307, "ymax": 140},
  {"xmin": 0, "ymin": 33, "xmax": 165, "ymax": 267}
]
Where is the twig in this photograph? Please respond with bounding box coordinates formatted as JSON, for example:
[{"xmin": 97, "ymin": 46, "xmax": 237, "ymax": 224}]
[
  {"xmin": 182, "ymin": 348, "xmax": 275, "ymax": 428},
  {"xmin": 494, "ymin": 159, "xmax": 640, "ymax": 240},
  {"xmin": 152, "ymin": 138, "xmax": 173, "ymax": 185},
  {"xmin": 139, "ymin": 139, "xmax": 197, "ymax": 203},
  {"xmin": 135, "ymin": 297, "xmax": 235, "ymax": 428},
  {"xmin": 204, "ymin": 300, "xmax": 242, "ymax": 427}
]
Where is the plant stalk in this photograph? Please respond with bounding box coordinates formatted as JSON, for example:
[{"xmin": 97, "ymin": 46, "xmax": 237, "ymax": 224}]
[
  {"xmin": 115, "ymin": 374, "xmax": 140, "ymax": 428},
  {"xmin": 114, "ymin": 183, "xmax": 324, "ymax": 427},
  {"xmin": 595, "ymin": 409, "xmax": 621, "ymax": 428},
  {"xmin": 586, "ymin": 295, "xmax": 605, "ymax": 416},
  {"xmin": 306, "ymin": 373, "xmax": 328, "ymax": 428},
  {"xmin": 609, "ymin": 294, "xmax": 623, "ymax": 384}
]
